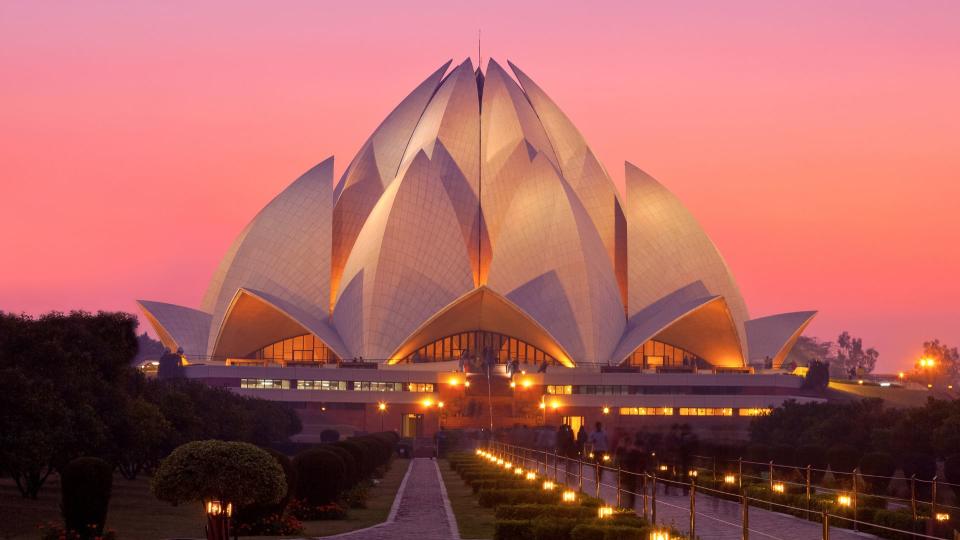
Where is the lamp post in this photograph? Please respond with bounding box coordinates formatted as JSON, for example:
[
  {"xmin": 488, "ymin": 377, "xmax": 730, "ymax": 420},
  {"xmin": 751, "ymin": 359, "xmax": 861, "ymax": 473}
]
[
  {"xmin": 205, "ymin": 499, "xmax": 232, "ymax": 540},
  {"xmin": 377, "ymin": 401, "xmax": 386, "ymax": 431}
]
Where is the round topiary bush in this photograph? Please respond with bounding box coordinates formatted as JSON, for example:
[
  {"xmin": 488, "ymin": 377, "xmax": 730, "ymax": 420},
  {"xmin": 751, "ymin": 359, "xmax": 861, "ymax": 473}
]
[
  {"xmin": 293, "ymin": 448, "xmax": 347, "ymax": 505},
  {"xmin": 234, "ymin": 449, "xmax": 297, "ymax": 531},
  {"xmin": 859, "ymin": 452, "xmax": 896, "ymax": 494},
  {"xmin": 152, "ymin": 440, "xmax": 286, "ymax": 509},
  {"xmin": 322, "ymin": 444, "xmax": 359, "ymax": 488},
  {"xmin": 61, "ymin": 457, "xmax": 113, "ymax": 539},
  {"xmin": 334, "ymin": 440, "xmax": 372, "ymax": 478},
  {"xmin": 901, "ymin": 452, "xmax": 937, "ymax": 499}
]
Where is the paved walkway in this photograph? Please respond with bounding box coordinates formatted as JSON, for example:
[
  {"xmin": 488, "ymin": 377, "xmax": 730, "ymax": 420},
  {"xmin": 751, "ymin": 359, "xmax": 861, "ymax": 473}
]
[
  {"xmin": 547, "ymin": 459, "xmax": 879, "ymax": 540},
  {"xmin": 318, "ymin": 458, "xmax": 459, "ymax": 540}
]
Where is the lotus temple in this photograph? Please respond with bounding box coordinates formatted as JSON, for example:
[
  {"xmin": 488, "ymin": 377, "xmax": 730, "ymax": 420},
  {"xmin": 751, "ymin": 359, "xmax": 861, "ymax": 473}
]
[{"xmin": 138, "ymin": 58, "xmax": 822, "ymax": 440}]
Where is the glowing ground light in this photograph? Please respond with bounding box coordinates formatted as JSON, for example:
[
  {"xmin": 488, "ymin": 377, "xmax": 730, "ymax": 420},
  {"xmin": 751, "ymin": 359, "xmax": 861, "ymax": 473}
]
[
  {"xmin": 526, "ymin": 471, "xmax": 536, "ymax": 480},
  {"xmin": 772, "ymin": 482, "xmax": 785, "ymax": 493},
  {"xmin": 837, "ymin": 494, "xmax": 852, "ymax": 506},
  {"xmin": 602, "ymin": 454, "xmax": 611, "ymax": 462},
  {"xmin": 649, "ymin": 531, "xmax": 674, "ymax": 540},
  {"xmin": 515, "ymin": 468, "xmax": 524, "ymax": 476},
  {"xmin": 659, "ymin": 465, "xmax": 669, "ymax": 472},
  {"xmin": 589, "ymin": 452, "xmax": 595, "ymax": 459},
  {"xmin": 543, "ymin": 481, "xmax": 555, "ymax": 491},
  {"xmin": 724, "ymin": 474, "xmax": 736, "ymax": 484},
  {"xmin": 539, "ymin": 402, "xmax": 546, "ymax": 409},
  {"xmin": 510, "ymin": 381, "xmax": 516, "ymax": 388},
  {"xmin": 497, "ymin": 459, "xmax": 504, "ymax": 465},
  {"xmin": 935, "ymin": 513, "xmax": 950, "ymax": 522},
  {"xmin": 504, "ymin": 462, "xmax": 512, "ymax": 469},
  {"xmin": 598, "ymin": 506, "xmax": 614, "ymax": 519},
  {"xmin": 465, "ymin": 380, "xmax": 471, "ymax": 387},
  {"xmin": 688, "ymin": 470, "xmax": 698, "ymax": 477},
  {"xmin": 522, "ymin": 379, "xmax": 532, "ymax": 388},
  {"xmin": 206, "ymin": 500, "xmax": 232, "ymax": 516},
  {"xmin": 562, "ymin": 490, "xmax": 576, "ymax": 503}
]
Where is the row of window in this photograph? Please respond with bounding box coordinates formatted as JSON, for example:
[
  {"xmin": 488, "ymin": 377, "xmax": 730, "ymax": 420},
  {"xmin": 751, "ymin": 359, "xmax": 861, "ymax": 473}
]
[
  {"xmin": 619, "ymin": 407, "xmax": 772, "ymax": 417},
  {"xmin": 401, "ymin": 330, "xmax": 559, "ymax": 366},
  {"xmin": 240, "ymin": 379, "xmax": 435, "ymax": 392},
  {"xmin": 624, "ymin": 340, "xmax": 706, "ymax": 368},
  {"xmin": 547, "ymin": 385, "xmax": 761, "ymax": 396},
  {"xmin": 253, "ymin": 334, "xmax": 340, "ymax": 363}
]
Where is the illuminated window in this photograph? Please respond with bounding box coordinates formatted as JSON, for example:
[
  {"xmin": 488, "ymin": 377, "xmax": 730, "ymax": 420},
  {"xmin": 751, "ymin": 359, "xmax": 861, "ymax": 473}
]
[
  {"xmin": 254, "ymin": 334, "xmax": 340, "ymax": 364},
  {"xmin": 400, "ymin": 330, "xmax": 559, "ymax": 366},
  {"xmin": 240, "ymin": 379, "xmax": 290, "ymax": 389},
  {"xmin": 354, "ymin": 381, "xmax": 404, "ymax": 392},
  {"xmin": 579, "ymin": 385, "xmax": 627, "ymax": 395},
  {"xmin": 738, "ymin": 408, "xmax": 772, "ymax": 416},
  {"xmin": 297, "ymin": 380, "xmax": 348, "ymax": 391},
  {"xmin": 407, "ymin": 383, "xmax": 435, "ymax": 393},
  {"xmin": 619, "ymin": 407, "xmax": 674, "ymax": 416},
  {"xmin": 626, "ymin": 340, "xmax": 705, "ymax": 368},
  {"xmin": 547, "ymin": 385, "xmax": 573, "ymax": 395},
  {"xmin": 678, "ymin": 407, "xmax": 733, "ymax": 416}
]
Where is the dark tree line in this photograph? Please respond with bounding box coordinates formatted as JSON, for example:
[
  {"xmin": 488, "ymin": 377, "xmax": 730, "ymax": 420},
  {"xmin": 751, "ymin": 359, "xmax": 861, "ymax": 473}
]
[{"xmin": 0, "ymin": 311, "xmax": 302, "ymax": 498}]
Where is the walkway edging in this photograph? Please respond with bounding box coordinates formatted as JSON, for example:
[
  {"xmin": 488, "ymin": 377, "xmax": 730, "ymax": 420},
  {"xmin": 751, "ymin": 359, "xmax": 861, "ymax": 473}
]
[{"xmin": 432, "ymin": 458, "xmax": 461, "ymax": 539}]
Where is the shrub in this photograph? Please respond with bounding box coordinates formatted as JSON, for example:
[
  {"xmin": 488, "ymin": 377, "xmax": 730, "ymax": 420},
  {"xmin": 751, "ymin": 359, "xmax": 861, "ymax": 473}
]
[
  {"xmin": 531, "ymin": 515, "xmax": 578, "ymax": 540},
  {"xmin": 943, "ymin": 453, "xmax": 960, "ymax": 499},
  {"xmin": 152, "ymin": 440, "xmax": 286, "ymax": 509},
  {"xmin": 495, "ymin": 504, "xmax": 596, "ymax": 521},
  {"xmin": 287, "ymin": 499, "xmax": 348, "ymax": 520},
  {"xmin": 233, "ymin": 513, "xmax": 304, "ymax": 536},
  {"xmin": 341, "ymin": 483, "xmax": 369, "ymax": 509},
  {"xmin": 859, "ymin": 452, "xmax": 895, "ymax": 494},
  {"xmin": 234, "ymin": 449, "xmax": 297, "ymax": 530},
  {"xmin": 322, "ymin": 444, "xmax": 360, "ymax": 488},
  {"xmin": 61, "ymin": 457, "xmax": 113, "ymax": 539},
  {"xmin": 570, "ymin": 524, "xmax": 606, "ymax": 540},
  {"xmin": 827, "ymin": 444, "xmax": 860, "ymax": 474},
  {"xmin": 320, "ymin": 429, "xmax": 340, "ymax": 443},
  {"xmin": 38, "ymin": 522, "xmax": 117, "ymax": 540},
  {"xmin": 293, "ymin": 448, "xmax": 347, "ymax": 505},
  {"xmin": 478, "ymin": 488, "xmax": 557, "ymax": 507},
  {"xmin": 900, "ymin": 453, "xmax": 936, "ymax": 499},
  {"xmin": 333, "ymin": 440, "xmax": 371, "ymax": 479},
  {"xmin": 494, "ymin": 519, "xmax": 533, "ymax": 540},
  {"xmin": 797, "ymin": 445, "xmax": 828, "ymax": 482}
]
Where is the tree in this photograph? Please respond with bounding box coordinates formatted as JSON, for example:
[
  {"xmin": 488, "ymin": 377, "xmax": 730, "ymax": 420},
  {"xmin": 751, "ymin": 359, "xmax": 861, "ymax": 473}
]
[
  {"xmin": 61, "ymin": 457, "xmax": 113, "ymax": 538},
  {"xmin": 113, "ymin": 398, "xmax": 172, "ymax": 479},
  {"xmin": 916, "ymin": 339, "xmax": 959, "ymax": 387},
  {"xmin": 152, "ymin": 440, "xmax": 286, "ymax": 540}
]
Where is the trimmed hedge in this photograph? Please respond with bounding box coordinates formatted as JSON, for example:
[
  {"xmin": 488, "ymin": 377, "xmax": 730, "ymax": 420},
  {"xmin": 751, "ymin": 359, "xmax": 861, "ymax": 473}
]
[
  {"xmin": 293, "ymin": 448, "xmax": 347, "ymax": 505},
  {"xmin": 61, "ymin": 457, "xmax": 113, "ymax": 538},
  {"xmin": 479, "ymin": 488, "xmax": 558, "ymax": 507},
  {"xmin": 495, "ymin": 504, "xmax": 597, "ymax": 521}
]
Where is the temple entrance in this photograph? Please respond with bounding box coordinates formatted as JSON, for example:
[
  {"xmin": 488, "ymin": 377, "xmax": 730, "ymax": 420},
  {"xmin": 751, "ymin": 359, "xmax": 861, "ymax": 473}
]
[{"xmin": 401, "ymin": 413, "xmax": 423, "ymax": 438}]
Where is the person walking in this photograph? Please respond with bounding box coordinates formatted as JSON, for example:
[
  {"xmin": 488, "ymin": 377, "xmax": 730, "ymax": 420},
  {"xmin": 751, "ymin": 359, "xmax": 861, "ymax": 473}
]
[
  {"xmin": 588, "ymin": 421, "xmax": 609, "ymax": 461},
  {"xmin": 576, "ymin": 424, "xmax": 588, "ymax": 457}
]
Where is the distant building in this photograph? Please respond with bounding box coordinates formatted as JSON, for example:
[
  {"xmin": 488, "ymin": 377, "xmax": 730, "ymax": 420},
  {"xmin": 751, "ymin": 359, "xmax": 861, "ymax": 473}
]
[{"xmin": 138, "ymin": 59, "xmax": 820, "ymax": 441}]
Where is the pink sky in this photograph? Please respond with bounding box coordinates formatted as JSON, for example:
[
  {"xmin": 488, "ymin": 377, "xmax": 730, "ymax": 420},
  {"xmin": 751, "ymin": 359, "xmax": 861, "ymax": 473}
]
[{"xmin": 1, "ymin": 1, "xmax": 958, "ymax": 372}]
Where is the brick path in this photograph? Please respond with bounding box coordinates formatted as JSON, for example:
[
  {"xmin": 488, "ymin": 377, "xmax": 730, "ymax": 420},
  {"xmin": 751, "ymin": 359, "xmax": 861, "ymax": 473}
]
[
  {"xmin": 544, "ymin": 459, "xmax": 879, "ymax": 540},
  {"xmin": 316, "ymin": 458, "xmax": 459, "ymax": 539}
]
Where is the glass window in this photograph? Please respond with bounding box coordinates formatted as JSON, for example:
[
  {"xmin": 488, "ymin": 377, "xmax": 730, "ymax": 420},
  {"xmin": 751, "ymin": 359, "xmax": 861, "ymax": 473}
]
[
  {"xmin": 240, "ymin": 379, "xmax": 290, "ymax": 389},
  {"xmin": 546, "ymin": 385, "xmax": 572, "ymax": 395},
  {"xmin": 619, "ymin": 407, "xmax": 673, "ymax": 416},
  {"xmin": 678, "ymin": 407, "xmax": 733, "ymax": 416},
  {"xmin": 738, "ymin": 408, "xmax": 772, "ymax": 416}
]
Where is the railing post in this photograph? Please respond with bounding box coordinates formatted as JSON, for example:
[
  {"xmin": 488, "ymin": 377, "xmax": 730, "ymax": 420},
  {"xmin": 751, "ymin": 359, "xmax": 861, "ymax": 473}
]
[
  {"xmin": 822, "ymin": 509, "xmax": 830, "ymax": 540},
  {"xmin": 595, "ymin": 460, "xmax": 601, "ymax": 498},
  {"xmin": 741, "ymin": 490, "xmax": 749, "ymax": 540},
  {"xmin": 911, "ymin": 474, "xmax": 917, "ymax": 520},
  {"xmin": 738, "ymin": 457, "xmax": 743, "ymax": 490},
  {"xmin": 932, "ymin": 475, "xmax": 938, "ymax": 524},
  {"xmin": 642, "ymin": 473, "xmax": 648, "ymax": 520},
  {"xmin": 806, "ymin": 465, "xmax": 812, "ymax": 503},
  {"xmin": 652, "ymin": 472, "xmax": 658, "ymax": 525},
  {"xmin": 578, "ymin": 458, "xmax": 583, "ymax": 492},
  {"xmin": 852, "ymin": 467, "xmax": 858, "ymax": 532},
  {"xmin": 689, "ymin": 477, "xmax": 696, "ymax": 540},
  {"xmin": 616, "ymin": 465, "xmax": 622, "ymax": 508},
  {"xmin": 553, "ymin": 449, "xmax": 558, "ymax": 481},
  {"xmin": 769, "ymin": 460, "xmax": 774, "ymax": 491},
  {"xmin": 713, "ymin": 456, "xmax": 717, "ymax": 482}
]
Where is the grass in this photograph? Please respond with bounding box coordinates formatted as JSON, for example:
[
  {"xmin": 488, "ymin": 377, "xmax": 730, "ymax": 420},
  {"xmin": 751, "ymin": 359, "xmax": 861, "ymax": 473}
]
[
  {"xmin": 0, "ymin": 459, "xmax": 412, "ymax": 540},
  {"xmin": 0, "ymin": 473, "xmax": 205, "ymax": 540},
  {"xmin": 439, "ymin": 459, "xmax": 496, "ymax": 540}
]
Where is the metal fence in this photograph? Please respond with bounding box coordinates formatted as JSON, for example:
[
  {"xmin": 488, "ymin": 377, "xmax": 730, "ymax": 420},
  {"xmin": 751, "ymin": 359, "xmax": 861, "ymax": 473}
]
[{"xmin": 478, "ymin": 442, "xmax": 959, "ymax": 540}]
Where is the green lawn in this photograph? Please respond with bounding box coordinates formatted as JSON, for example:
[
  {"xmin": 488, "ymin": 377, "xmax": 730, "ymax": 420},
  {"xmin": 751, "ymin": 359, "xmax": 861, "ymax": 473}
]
[
  {"xmin": 0, "ymin": 459, "xmax": 412, "ymax": 540},
  {"xmin": 0, "ymin": 473, "xmax": 205, "ymax": 540},
  {"xmin": 438, "ymin": 459, "xmax": 496, "ymax": 540}
]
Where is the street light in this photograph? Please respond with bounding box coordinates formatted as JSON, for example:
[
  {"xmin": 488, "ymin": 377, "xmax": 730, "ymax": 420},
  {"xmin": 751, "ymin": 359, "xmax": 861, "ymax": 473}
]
[{"xmin": 377, "ymin": 402, "xmax": 386, "ymax": 431}]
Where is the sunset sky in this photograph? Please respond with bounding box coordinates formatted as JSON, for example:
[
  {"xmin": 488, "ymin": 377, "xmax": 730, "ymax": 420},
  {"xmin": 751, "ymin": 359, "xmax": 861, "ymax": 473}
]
[{"xmin": 1, "ymin": 1, "xmax": 957, "ymax": 372}]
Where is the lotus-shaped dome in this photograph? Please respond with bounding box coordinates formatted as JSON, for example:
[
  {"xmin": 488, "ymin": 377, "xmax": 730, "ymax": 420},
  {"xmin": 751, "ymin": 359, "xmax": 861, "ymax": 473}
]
[{"xmin": 138, "ymin": 59, "xmax": 815, "ymax": 370}]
